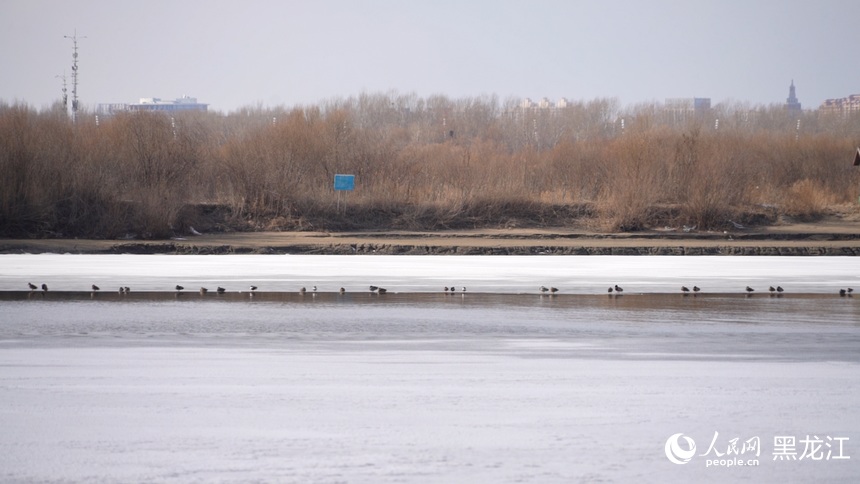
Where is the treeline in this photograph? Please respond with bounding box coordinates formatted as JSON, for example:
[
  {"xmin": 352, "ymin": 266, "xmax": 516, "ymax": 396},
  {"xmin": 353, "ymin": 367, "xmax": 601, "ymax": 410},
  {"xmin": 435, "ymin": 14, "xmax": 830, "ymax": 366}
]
[{"xmin": 1, "ymin": 93, "xmax": 859, "ymax": 238}]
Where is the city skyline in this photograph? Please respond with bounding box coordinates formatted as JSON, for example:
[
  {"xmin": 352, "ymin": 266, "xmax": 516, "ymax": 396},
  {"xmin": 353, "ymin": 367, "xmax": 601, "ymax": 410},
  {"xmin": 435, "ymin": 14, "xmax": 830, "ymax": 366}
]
[{"xmin": 1, "ymin": 0, "xmax": 859, "ymax": 113}]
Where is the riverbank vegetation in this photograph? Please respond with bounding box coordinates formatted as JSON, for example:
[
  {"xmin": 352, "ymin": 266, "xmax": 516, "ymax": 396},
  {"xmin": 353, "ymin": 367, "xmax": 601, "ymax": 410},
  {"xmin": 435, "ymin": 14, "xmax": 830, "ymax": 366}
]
[{"xmin": 1, "ymin": 93, "xmax": 858, "ymax": 238}]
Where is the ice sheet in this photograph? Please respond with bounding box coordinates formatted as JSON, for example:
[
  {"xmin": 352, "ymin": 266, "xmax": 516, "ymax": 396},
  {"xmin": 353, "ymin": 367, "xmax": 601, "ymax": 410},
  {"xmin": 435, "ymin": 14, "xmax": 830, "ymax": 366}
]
[
  {"xmin": 1, "ymin": 254, "xmax": 858, "ymax": 294},
  {"xmin": 0, "ymin": 345, "xmax": 857, "ymax": 483}
]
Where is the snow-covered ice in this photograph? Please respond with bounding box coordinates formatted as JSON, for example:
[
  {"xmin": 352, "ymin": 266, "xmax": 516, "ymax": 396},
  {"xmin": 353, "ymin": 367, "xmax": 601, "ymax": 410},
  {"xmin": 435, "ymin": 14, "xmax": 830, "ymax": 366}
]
[
  {"xmin": 1, "ymin": 343, "xmax": 857, "ymax": 483},
  {"xmin": 0, "ymin": 254, "xmax": 858, "ymax": 293}
]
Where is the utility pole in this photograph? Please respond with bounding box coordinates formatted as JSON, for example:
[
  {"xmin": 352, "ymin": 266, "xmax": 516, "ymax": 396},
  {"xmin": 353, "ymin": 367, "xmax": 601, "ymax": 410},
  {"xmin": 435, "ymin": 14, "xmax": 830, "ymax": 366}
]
[{"xmin": 64, "ymin": 29, "xmax": 86, "ymax": 122}]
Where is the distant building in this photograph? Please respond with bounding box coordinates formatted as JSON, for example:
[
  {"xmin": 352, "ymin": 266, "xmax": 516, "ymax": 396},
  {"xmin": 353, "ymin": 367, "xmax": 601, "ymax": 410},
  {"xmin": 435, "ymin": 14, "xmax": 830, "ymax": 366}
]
[
  {"xmin": 128, "ymin": 96, "xmax": 208, "ymax": 113},
  {"xmin": 96, "ymin": 103, "xmax": 131, "ymax": 116},
  {"xmin": 97, "ymin": 95, "xmax": 208, "ymax": 116},
  {"xmin": 785, "ymin": 80, "xmax": 802, "ymax": 113},
  {"xmin": 520, "ymin": 97, "xmax": 573, "ymax": 110},
  {"xmin": 665, "ymin": 98, "xmax": 711, "ymax": 112},
  {"xmin": 820, "ymin": 94, "xmax": 860, "ymax": 115},
  {"xmin": 664, "ymin": 97, "xmax": 711, "ymax": 122}
]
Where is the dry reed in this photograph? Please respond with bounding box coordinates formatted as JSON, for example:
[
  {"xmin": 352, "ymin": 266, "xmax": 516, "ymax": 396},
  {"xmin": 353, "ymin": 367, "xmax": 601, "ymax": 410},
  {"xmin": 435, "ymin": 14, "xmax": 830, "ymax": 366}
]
[{"xmin": 1, "ymin": 95, "xmax": 858, "ymax": 238}]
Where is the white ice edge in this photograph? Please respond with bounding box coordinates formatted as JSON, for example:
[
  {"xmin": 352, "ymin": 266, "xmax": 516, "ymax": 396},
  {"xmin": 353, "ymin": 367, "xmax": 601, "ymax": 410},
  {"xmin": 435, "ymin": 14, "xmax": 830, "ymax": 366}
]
[{"xmin": 1, "ymin": 254, "xmax": 858, "ymax": 294}]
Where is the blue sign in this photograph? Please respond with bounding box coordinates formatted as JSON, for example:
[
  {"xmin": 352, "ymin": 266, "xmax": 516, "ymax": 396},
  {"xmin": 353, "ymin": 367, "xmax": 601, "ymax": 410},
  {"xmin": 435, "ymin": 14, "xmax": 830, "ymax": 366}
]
[{"xmin": 334, "ymin": 174, "xmax": 355, "ymax": 191}]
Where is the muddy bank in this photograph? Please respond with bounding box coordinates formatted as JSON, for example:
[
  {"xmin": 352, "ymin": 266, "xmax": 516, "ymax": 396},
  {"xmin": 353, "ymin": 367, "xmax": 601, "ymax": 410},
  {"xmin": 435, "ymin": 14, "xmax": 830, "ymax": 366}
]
[{"xmin": 2, "ymin": 228, "xmax": 860, "ymax": 256}]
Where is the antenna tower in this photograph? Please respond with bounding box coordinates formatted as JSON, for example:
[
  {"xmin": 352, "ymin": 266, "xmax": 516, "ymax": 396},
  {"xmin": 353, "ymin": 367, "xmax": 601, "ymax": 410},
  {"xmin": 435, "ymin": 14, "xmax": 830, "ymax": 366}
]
[
  {"xmin": 55, "ymin": 73, "xmax": 68, "ymax": 111},
  {"xmin": 64, "ymin": 30, "xmax": 86, "ymax": 122}
]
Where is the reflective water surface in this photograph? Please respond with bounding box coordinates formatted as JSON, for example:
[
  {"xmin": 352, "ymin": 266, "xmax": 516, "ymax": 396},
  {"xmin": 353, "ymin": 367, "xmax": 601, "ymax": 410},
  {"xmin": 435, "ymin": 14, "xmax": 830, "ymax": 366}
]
[{"xmin": 2, "ymin": 292, "xmax": 859, "ymax": 363}]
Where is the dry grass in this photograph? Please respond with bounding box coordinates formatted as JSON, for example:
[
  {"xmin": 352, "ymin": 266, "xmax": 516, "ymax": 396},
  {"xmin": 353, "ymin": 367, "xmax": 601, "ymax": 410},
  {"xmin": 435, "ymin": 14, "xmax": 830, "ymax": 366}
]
[
  {"xmin": 1, "ymin": 95, "xmax": 859, "ymax": 238},
  {"xmin": 781, "ymin": 179, "xmax": 836, "ymax": 220}
]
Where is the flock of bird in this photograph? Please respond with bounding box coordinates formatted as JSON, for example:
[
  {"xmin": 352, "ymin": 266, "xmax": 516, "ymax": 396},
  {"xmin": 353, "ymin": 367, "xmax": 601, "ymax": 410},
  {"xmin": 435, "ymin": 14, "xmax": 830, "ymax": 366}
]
[
  {"xmin": 23, "ymin": 282, "xmax": 856, "ymax": 296},
  {"xmin": 746, "ymin": 285, "xmax": 783, "ymax": 294}
]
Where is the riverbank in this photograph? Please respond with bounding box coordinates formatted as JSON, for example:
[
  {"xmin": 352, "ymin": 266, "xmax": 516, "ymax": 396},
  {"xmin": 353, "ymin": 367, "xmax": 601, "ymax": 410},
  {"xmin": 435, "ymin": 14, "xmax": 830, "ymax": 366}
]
[{"xmin": 2, "ymin": 217, "xmax": 859, "ymax": 255}]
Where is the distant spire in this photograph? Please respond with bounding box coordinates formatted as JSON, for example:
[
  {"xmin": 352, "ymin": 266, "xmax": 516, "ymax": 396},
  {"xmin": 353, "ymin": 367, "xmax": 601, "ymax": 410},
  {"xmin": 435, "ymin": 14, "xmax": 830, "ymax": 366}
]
[{"xmin": 786, "ymin": 80, "xmax": 801, "ymax": 112}]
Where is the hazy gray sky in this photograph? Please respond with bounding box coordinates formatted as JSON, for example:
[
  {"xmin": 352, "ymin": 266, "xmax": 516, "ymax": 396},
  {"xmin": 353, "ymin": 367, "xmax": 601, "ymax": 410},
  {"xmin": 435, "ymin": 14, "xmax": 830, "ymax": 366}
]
[{"xmin": 2, "ymin": 0, "xmax": 858, "ymax": 113}]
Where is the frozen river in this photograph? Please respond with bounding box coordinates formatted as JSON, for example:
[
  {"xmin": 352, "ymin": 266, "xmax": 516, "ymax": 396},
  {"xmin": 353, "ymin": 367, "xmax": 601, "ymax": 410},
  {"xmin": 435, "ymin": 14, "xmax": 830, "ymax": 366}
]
[
  {"xmin": 0, "ymin": 255, "xmax": 859, "ymax": 482},
  {"xmin": 1, "ymin": 253, "xmax": 859, "ymax": 294}
]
